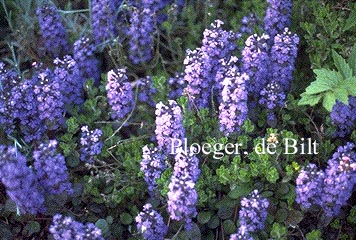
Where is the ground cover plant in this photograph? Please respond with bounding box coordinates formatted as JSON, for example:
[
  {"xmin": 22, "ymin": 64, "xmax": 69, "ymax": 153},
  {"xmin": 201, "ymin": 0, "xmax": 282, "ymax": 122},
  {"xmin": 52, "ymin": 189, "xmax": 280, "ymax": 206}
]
[{"xmin": 0, "ymin": 0, "xmax": 356, "ymax": 239}]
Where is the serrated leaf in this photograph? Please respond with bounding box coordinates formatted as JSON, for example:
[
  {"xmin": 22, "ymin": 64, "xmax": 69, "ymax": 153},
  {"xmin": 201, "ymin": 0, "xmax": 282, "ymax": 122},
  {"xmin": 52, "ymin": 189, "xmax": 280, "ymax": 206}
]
[
  {"xmin": 323, "ymin": 92, "xmax": 336, "ymax": 112},
  {"xmin": 341, "ymin": 77, "xmax": 356, "ymax": 96},
  {"xmin": 332, "ymin": 50, "xmax": 353, "ymax": 79},
  {"xmin": 304, "ymin": 80, "xmax": 332, "ymax": 94},
  {"xmin": 343, "ymin": 12, "xmax": 356, "ymax": 32},
  {"xmin": 313, "ymin": 69, "xmax": 342, "ymax": 86},
  {"xmin": 298, "ymin": 93, "xmax": 322, "ymax": 106},
  {"xmin": 333, "ymin": 88, "xmax": 349, "ymax": 104},
  {"xmin": 348, "ymin": 44, "xmax": 356, "ymax": 74}
]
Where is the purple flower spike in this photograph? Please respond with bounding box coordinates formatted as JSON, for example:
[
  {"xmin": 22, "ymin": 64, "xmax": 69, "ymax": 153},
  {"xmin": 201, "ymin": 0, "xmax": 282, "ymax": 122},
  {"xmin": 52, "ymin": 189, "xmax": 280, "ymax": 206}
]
[
  {"xmin": 106, "ymin": 68, "xmax": 134, "ymax": 120},
  {"xmin": 218, "ymin": 57, "xmax": 249, "ymax": 136},
  {"xmin": 136, "ymin": 203, "xmax": 168, "ymax": 240}
]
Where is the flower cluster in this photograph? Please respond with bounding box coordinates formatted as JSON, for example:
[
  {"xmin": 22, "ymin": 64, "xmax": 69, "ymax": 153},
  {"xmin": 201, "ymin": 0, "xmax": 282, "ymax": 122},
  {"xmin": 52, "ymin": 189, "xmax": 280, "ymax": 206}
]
[
  {"xmin": 321, "ymin": 143, "xmax": 356, "ymax": 216},
  {"xmin": 137, "ymin": 76, "xmax": 156, "ymax": 107},
  {"xmin": 36, "ymin": 4, "xmax": 68, "ymax": 57},
  {"xmin": 91, "ymin": 0, "xmax": 117, "ymax": 44},
  {"xmin": 238, "ymin": 190, "xmax": 269, "ymax": 232},
  {"xmin": 173, "ymin": 147, "xmax": 200, "ymax": 182},
  {"xmin": 183, "ymin": 48, "xmax": 211, "ymax": 109},
  {"xmin": 263, "ymin": 0, "xmax": 292, "ymax": 41},
  {"xmin": 0, "ymin": 62, "xmax": 21, "ymax": 135},
  {"xmin": 259, "ymin": 82, "xmax": 285, "ymax": 122},
  {"xmin": 10, "ymin": 77, "xmax": 44, "ymax": 142},
  {"xmin": 218, "ymin": 57, "xmax": 249, "ymax": 136},
  {"xmin": 80, "ymin": 126, "xmax": 104, "ymax": 164},
  {"xmin": 54, "ymin": 55, "xmax": 84, "ymax": 105},
  {"xmin": 168, "ymin": 72, "xmax": 185, "ymax": 100},
  {"xmin": 127, "ymin": 8, "xmax": 155, "ymax": 64},
  {"xmin": 295, "ymin": 163, "xmax": 325, "ymax": 209},
  {"xmin": 330, "ymin": 96, "xmax": 356, "ymax": 137},
  {"xmin": 49, "ymin": 214, "xmax": 103, "ymax": 240},
  {"xmin": 167, "ymin": 147, "xmax": 200, "ymax": 230},
  {"xmin": 106, "ymin": 68, "xmax": 134, "ymax": 120},
  {"xmin": 167, "ymin": 175, "xmax": 198, "ymax": 230},
  {"xmin": 242, "ymin": 34, "xmax": 270, "ymax": 103},
  {"xmin": 155, "ymin": 100, "xmax": 185, "ymax": 154},
  {"xmin": 295, "ymin": 143, "xmax": 356, "ymax": 216},
  {"xmin": 73, "ymin": 37, "xmax": 100, "ymax": 82},
  {"xmin": 269, "ymin": 28, "xmax": 299, "ymax": 92},
  {"xmin": 33, "ymin": 140, "xmax": 72, "ymax": 195},
  {"xmin": 135, "ymin": 203, "xmax": 168, "ymax": 240},
  {"xmin": 140, "ymin": 145, "xmax": 167, "ymax": 195},
  {"xmin": 33, "ymin": 68, "xmax": 64, "ymax": 130},
  {"xmin": 0, "ymin": 146, "xmax": 45, "ymax": 215}
]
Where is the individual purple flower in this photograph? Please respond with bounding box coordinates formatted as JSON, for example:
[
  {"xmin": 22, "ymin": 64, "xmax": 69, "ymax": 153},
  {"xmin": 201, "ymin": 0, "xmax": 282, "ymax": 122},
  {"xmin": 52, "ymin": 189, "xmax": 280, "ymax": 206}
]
[
  {"xmin": 127, "ymin": 8, "xmax": 155, "ymax": 64},
  {"xmin": 263, "ymin": 0, "xmax": 292, "ymax": 42},
  {"xmin": 33, "ymin": 68, "xmax": 64, "ymax": 130},
  {"xmin": 155, "ymin": 100, "xmax": 185, "ymax": 154},
  {"xmin": 73, "ymin": 37, "xmax": 100, "ymax": 82},
  {"xmin": 183, "ymin": 48, "xmax": 211, "ymax": 109},
  {"xmin": 49, "ymin": 214, "xmax": 104, "ymax": 240},
  {"xmin": 330, "ymin": 97, "xmax": 356, "ymax": 137},
  {"xmin": 136, "ymin": 203, "xmax": 168, "ymax": 240},
  {"xmin": 218, "ymin": 57, "xmax": 248, "ymax": 136},
  {"xmin": 0, "ymin": 145, "xmax": 45, "ymax": 215},
  {"xmin": 242, "ymin": 34, "xmax": 270, "ymax": 103},
  {"xmin": 167, "ymin": 175, "xmax": 198, "ymax": 230},
  {"xmin": 238, "ymin": 190, "xmax": 269, "ymax": 233},
  {"xmin": 54, "ymin": 55, "xmax": 85, "ymax": 105},
  {"xmin": 36, "ymin": 4, "xmax": 68, "ymax": 57},
  {"xmin": 80, "ymin": 126, "xmax": 104, "ymax": 164},
  {"xmin": 137, "ymin": 76, "xmax": 156, "ymax": 107},
  {"xmin": 321, "ymin": 143, "xmax": 356, "ymax": 217},
  {"xmin": 140, "ymin": 145, "xmax": 167, "ymax": 195},
  {"xmin": 91, "ymin": 0, "xmax": 117, "ymax": 44},
  {"xmin": 295, "ymin": 163, "xmax": 325, "ymax": 209},
  {"xmin": 33, "ymin": 140, "xmax": 72, "ymax": 195},
  {"xmin": 168, "ymin": 72, "xmax": 185, "ymax": 100},
  {"xmin": 106, "ymin": 68, "xmax": 134, "ymax": 120},
  {"xmin": 269, "ymin": 28, "xmax": 299, "ymax": 92}
]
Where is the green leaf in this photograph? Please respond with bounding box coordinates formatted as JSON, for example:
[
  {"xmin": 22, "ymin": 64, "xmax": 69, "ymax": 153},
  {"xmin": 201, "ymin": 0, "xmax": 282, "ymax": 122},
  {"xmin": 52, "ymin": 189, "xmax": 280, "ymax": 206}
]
[
  {"xmin": 197, "ymin": 211, "xmax": 212, "ymax": 224},
  {"xmin": 222, "ymin": 220, "xmax": 236, "ymax": 235},
  {"xmin": 322, "ymin": 92, "xmax": 336, "ymax": 112},
  {"xmin": 217, "ymin": 207, "xmax": 233, "ymax": 219},
  {"xmin": 333, "ymin": 88, "xmax": 349, "ymax": 104},
  {"xmin": 228, "ymin": 183, "xmax": 253, "ymax": 199},
  {"xmin": 286, "ymin": 210, "xmax": 304, "ymax": 226},
  {"xmin": 332, "ymin": 50, "xmax": 353, "ymax": 79},
  {"xmin": 313, "ymin": 69, "xmax": 342, "ymax": 86},
  {"xmin": 24, "ymin": 221, "xmax": 40, "ymax": 236},
  {"xmin": 343, "ymin": 12, "xmax": 356, "ymax": 32},
  {"xmin": 348, "ymin": 44, "xmax": 356, "ymax": 74},
  {"xmin": 120, "ymin": 212, "xmax": 133, "ymax": 225},
  {"xmin": 95, "ymin": 219, "xmax": 109, "ymax": 234},
  {"xmin": 341, "ymin": 77, "xmax": 356, "ymax": 96},
  {"xmin": 306, "ymin": 230, "xmax": 323, "ymax": 240},
  {"xmin": 207, "ymin": 216, "xmax": 220, "ymax": 229},
  {"xmin": 304, "ymin": 80, "xmax": 332, "ymax": 95},
  {"xmin": 298, "ymin": 93, "xmax": 322, "ymax": 106}
]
